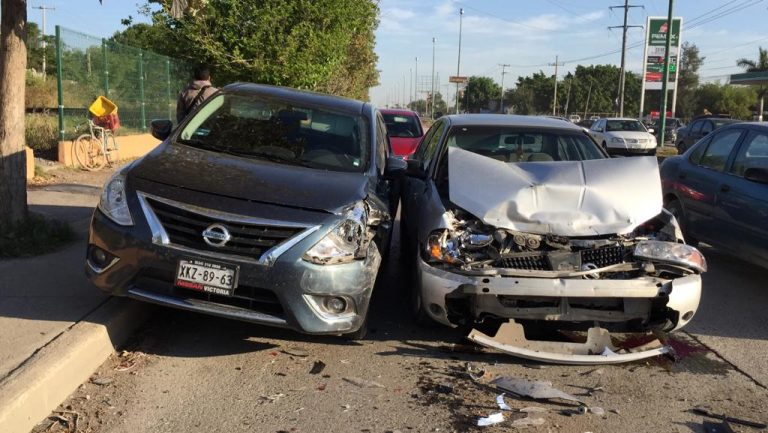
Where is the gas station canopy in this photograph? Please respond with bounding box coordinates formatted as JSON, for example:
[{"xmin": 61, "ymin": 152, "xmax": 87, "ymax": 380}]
[{"xmin": 730, "ymin": 71, "xmax": 768, "ymax": 85}]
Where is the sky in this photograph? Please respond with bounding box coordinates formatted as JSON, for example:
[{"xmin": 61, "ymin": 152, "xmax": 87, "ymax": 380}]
[{"xmin": 26, "ymin": 0, "xmax": 768, "ymax": 108}]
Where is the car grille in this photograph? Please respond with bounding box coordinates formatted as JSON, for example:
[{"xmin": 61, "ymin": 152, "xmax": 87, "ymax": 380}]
[
  {"xmin": 135, "ymin": 269, "xmax": 285, "ymax": 316},
  {"xmin": 498, "ymin": 246, "xmax": 627, "ymax": 271},
  {"xmin": 146, "ymin": 198, "xmax": 305, "ymax": 260}
]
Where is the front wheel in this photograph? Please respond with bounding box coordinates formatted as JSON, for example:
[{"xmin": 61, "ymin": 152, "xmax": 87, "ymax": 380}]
[{"xmin": 74, "ymin": 134, "xmax": 105, "ymax": 171}]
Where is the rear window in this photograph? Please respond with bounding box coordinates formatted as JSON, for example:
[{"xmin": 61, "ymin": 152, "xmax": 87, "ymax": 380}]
[
  {"xmin": 446, "ymin": 126, "xmax": 604, "ymax": 162},
  {"xmin": 382, "ymin": 113, "xmax": 422, "ymax": 138},
  {"xmin": 178, "ymin": 94, "xmax": 368, "ymax": 172}
]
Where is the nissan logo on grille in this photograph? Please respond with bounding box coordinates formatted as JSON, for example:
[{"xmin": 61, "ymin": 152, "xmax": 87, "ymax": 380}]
[{"xmin": 202, "ymin": 223, "xmax": 231, "ymax": 247}]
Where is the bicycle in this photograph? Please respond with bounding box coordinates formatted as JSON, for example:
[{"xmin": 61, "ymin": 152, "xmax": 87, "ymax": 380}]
[{"xmin": 73, "ymin": 119, "xmax": 120, "ymax": 171}]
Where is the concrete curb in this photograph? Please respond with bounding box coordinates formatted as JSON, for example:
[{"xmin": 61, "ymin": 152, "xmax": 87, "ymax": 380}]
[{"xmin": 0, "ymin": 298, "xmax": 153, "ymax": 433}]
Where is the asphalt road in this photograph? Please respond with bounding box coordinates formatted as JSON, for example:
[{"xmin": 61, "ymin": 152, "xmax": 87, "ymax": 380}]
[{"xmin": 34, "ymin": 221, "xmax": 768, "ymax": 433}]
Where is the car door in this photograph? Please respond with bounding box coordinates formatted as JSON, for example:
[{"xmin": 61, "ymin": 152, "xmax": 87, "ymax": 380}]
[
  {"xmin": 682, "ymin": 120, "xmax": 701, "ymax": 151},
  {"xmin": 400, "ymin": 119, "xmax": 447, "ymax": 254},
  {"xmin": 589, "ymin": 119, "xmax": 604, "ymax": 143},
  {"xmin": 679, "ymin": 127, "xmax": 746, "ymax": 249},
  {"xmin": 719, "ymin": 128, "xmax": 768, "ymax": 265}
]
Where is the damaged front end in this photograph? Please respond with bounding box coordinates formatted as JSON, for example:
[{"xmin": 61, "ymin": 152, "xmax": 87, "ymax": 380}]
[{"xmin": 422, "ymin": 207, "xmax": 705, "ymax": 333}]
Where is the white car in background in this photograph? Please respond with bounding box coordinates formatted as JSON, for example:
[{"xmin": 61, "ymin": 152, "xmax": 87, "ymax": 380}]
[{"xmin": 589, "ymin": 118, "xmax": 658, "ymax": 156}]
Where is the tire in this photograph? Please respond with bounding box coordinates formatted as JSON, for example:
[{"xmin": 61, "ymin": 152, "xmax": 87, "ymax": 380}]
[
  {"xmin": 74, "ymin": 134, "xmax": 106, "ymax": 171},
  {"xmin": 647, "ymin": 148, "xmax": 657, "ymax": 157},
  {"xmin": 665, "ymin": 199, "xmax": 699, "ymax": 246}
]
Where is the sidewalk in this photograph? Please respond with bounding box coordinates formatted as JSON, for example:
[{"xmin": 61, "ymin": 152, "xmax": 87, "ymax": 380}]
[{"xmin": 0, "ymin": 181, "xmax": 152, "ymax": 433}]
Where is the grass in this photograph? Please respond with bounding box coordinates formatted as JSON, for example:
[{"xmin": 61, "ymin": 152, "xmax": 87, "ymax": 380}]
[
  {"xmin": 0, "ymin": 213, "xmax": 75, "ymax": 259},
  {"xmin": 657, "ymin": 146, "xmax": 679, "ymax": 158},
  {"xmin": 25, "ymin": 113, "xmax": 59, "ymax": 153}
]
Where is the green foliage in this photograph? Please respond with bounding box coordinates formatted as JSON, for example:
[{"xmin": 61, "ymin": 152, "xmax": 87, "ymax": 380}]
[
  {"xmin": 26, "ymin": 22, "xmax": 56, "ymax": 76},
  {"xmin": 465, "ymin": 76, "xmax": 501, "ymax": 112},
  {"xmin": 0, "ymin": 213, "xmax": 74, "ymax": 258},
  {"xmin": 25, "ymin": 113, "xmax": 59, "ymax": 153},
  {"xmin": 677, "ymin": 42, "xmax": 705, "ymax": 119},
  {"xmin": 134, "ymin": 0, "xmax": 380, "ymax": 100},
  {"xmin": 695, "ymin": 83, "xmax": 756, "ymax": 120}
]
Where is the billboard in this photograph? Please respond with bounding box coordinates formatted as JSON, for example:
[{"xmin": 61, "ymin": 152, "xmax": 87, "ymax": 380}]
[{"xmin": 642, "ymin": 17, "xmax": 682, "ymax": 90}]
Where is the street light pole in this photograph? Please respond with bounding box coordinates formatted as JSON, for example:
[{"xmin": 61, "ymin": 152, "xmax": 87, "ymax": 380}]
[
  {"xmin": 499, "ymin": 64, "xmax": 510, "ymax": 114},
  {"xmin": 658, "ymin": 0, "xmax": 675, "ymax": 146},
  {"xmin": 455, "ymin": 8, "xmax": 464, "ymax": 114},
  {"xmin": 414, "ymin": 57, "xmax": 418, "ymax": 106},
  {"xmin": 431, "ymin": 37, "xmax": 436, "ymax": 118},
  {"xmin": 409, "ymin": 67, "xmax": 412, "ymax": 110},
  {"xmin": 33, "ymin": 3, "xmax": 56, "ymax": 81}
]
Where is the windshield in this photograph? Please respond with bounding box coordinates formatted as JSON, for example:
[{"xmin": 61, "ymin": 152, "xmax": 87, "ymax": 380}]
[
  {"xmin": 178, "ymin": 94, "xmax": 368, "ymax": 172},
  {"xmin": 446, "ymin": 126, "xmax": 605, "ymax": 162},
  {"xmin": 606, "ymin": 119, "xmax": 647, "ymax": 132},
  {"xmin": 713, "ymin": 119, "xmax": 737, "ymax": 128},
  {"xmin": 382, "ymin": 113, "xmax": 422, "ymax": 138}
]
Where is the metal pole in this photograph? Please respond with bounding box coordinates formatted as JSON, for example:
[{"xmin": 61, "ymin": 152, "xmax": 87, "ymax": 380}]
[
  {"xmin": 55, "ymin": 25, "xmax": 64, "ymax": 140},
  {"xmin": 618, "ymin": 0, "xmax": 628, "ymax": 117},
  {"xmin": 659, "ymin": 1, "xmax": 675, "ymax": 146},
  {"xmin": 415, "ymin": 57, "xmax": 418, "ymax": 104},
  {"xmin": 431, "ymin": 37, "xmax": 436, "ymax": 118},
  {"xmin": 166, "ymin": 58, "xmax": 172, "ymax": 121},
  {"xmin": 138, "ymin": 50, "xmax": 146, "ymax": 131},
  {"xmin": 671, "ymin": 18, "xmax": 683, "ymax": 118},
  {"xmin": 550, "ymin": 55, "xmax": 563, "ymax": 115},
  {"xmin": 409, "ymin": 67, "xmax": 412, "ymax": 109},
  {"xmin": 584, "ymin": 81, "xmax": 593, "ymax": 119},
  {"xmin": 499, "ymin": 64, "xmax": 509, "ymax": 114},
  {"xmin": 564, "ymin": 78, "xmax": 573, "ymax": 116},
  {"xmin": 455, "ymin": 8, "xmax": 464, "ymax": 114},
  {"xmin": 101, "ymin": 38, "xmax": 109, "ymax": 97},
  {"xmin": 639, "ymin": 16, "xmax": 650, "ymax": 119},
  {"xmin": 33, "ymin": 5, "xmax": 55, "ymax": 81}
]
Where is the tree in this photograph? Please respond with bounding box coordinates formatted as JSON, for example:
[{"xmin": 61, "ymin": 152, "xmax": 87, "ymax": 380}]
[
  {"xmin": 676, "ymin": 42, "xmax": 705, "ymax": 120},
  {"xmin": 464, "ymin": 76, "xmax": 501, "ymax": 113},
  {"xmin": 695, "ymin": 82, "xmax": 756, "ymax": 120},
  {"xmin": 26, "ymin": 22, "xmax": 55, "ymax": 76},
  {"xmin": 0, "ymin": 0, "xmax": 29, "ymax": 225},
  {"xmin": 736, "ymin": 46, "xmax": 768, "ymax": 121}
]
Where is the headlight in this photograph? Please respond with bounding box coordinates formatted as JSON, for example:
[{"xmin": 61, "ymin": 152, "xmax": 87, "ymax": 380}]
[
  {"xmin": 303, "ymin": 202, "xmax": 367, "ymax": 265},
  {"xmin": 611, "ymin": 137, "xmax": 625, "ymax": 143},
  {"xmin": 98, "ymin": 173, "xmax": 133, "ymax": 226},
  {"xmin": 634, "ymin": 240, "xmax": 706, "ymax": 272}
]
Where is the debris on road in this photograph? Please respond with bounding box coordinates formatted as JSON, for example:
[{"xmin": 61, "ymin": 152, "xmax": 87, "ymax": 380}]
[
  {"xmin": 90, "ymin": 377, "xmax": 114, "ymax": 386},
  {"xmin": 477, "ymin": 412, "xmax": 504, "ymax": 427},
  {"xmin": 466, "ymin": 362, "xmax": 486, "ymax": 381},
  {"xmin": 282, "ymin": 346, "xmax": 310, "ymax": 357},
  {"xmin": 343, "ymin": 377, "xmax": 385, "ymax": 389},
  {"xmin": 309, "ymin": 361, "xmax": 326, "ymax": 375},
  {"xmin": 692, "ymin": 407, "xmax": 767, "ymax": 429},
  {"xmin": 589, "ymin": 407, "xmax": 606, "ymax": 416},
  {"xmin": 496, "ymin": 394, "xmax": 511, "ymax": 411},
  {"xmin": 511, "ymin": 416, "xmax": 546, "ymax": 427},
  {"xmin": 468, "ymin": 320, "xmax": 671, "ymax": 365},
  {"xmin": 492, "ymin": 377, "xmax": 582, "ymax": 404},
  {"xmin": 437, "ymin": 383, "xmax": 454, "ymax": 394}
]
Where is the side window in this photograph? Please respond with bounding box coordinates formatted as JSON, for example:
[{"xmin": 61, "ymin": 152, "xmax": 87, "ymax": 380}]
[
  {"xmin": 691, "ymin": 120, "xmax": 703, "ymax": 134},
  {"xmin": 591, "ymin": 120, "xmax": 603, "ymax": 131},
  {"xmin": 375, "ymin": 114, "xmax": 388, "ymax": 174},
  {"xmin": 688, "ymin": 136, "xmax": 710, "ymax": 164},
  {"xmin": 416, "ymin": 120, "xmax": 446, "ymax": 168},
  {"xmin": 730, "ymin": 131, "xmax": 768, "ymax": 176},
  {"xmin": 414, "ymin": 123, "xmax": 438, "ymax": 161},
  {"xmin": 699, "ymin": 129, "xmax": 743, "ymax": 172},
  {"xmin": 700, "ymin": 120, "xmax": 714, "ymax": 135}
]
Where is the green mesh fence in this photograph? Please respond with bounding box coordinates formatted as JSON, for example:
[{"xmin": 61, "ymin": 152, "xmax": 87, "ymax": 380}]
[{"xmin": 55, "ymin": 25, "xmax": 190, "ymax": 139}]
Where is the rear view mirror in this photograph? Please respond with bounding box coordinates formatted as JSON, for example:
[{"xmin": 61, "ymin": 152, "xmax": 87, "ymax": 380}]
[
  {"xmin": 405, "ymin": 158, "xmax": 427, "ymax": 179},
  {"xmin": 744, "ymin": 167, "xmax": 768, "ymax": 184},
  {"xmin": 384, "ymin": 156, "xmax": 407, "ymax": 177},
  {"xmin": 150, "ymin": 119, "xmax": 173, "ymax": 141}
]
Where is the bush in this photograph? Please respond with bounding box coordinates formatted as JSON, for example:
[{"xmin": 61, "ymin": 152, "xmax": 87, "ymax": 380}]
[
  {"xmin": 0, "ymin": 213, "xmax": 75, "ymax": 258},
  {"xmin": 25, "ymin": 113, "xmax": 58, "ymax": 154}
]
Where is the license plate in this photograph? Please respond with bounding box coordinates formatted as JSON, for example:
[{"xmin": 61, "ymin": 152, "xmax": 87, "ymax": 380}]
[{"xmin": 175, "ymin": 259, "xmax": 239, "ymax": 296}]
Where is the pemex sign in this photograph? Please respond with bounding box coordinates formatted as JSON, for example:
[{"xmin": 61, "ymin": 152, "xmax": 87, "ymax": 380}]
[{"xmin": 642, "ymin": 17, "xmax": 682, "ymax": 90}]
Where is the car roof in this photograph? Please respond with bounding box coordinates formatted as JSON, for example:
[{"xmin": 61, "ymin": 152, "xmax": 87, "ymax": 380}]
[
  {"xmin": 222, "ymin": 82, "xmax": 367, "ymax": 115},
  {"xmin": 443, "ymin": 114, "xmax": 583, "ymax": 131},
  {"xmin": 380, "ymin": 108, "xmax": 418, "ymax": 116},
  {"xmin": 603, "ymin": 117, "xmax": 642, "ymax": 121}
]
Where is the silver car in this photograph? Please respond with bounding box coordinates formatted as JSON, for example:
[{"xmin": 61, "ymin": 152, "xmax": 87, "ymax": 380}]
[{"xmin": 400, "ymin": 115, "xmax": 704, "ymax": 358}]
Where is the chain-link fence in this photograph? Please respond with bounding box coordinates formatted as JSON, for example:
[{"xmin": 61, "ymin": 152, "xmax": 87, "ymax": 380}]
[{"xmin": 55, "ymin": 25, "xmax": 190, "ymax": 139}]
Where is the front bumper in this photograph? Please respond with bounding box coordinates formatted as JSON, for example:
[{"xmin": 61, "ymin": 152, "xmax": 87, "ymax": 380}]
[
  {"xmin": 86, "ymin": 209, "xmax": 381, "ymax": 335},
  {"xmin": 417, "ymin": 257, "xmax": 701, "ymax": 332}
]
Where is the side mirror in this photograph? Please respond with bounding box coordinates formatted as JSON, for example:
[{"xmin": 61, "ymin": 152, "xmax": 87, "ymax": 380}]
[
  {"xmin": 384, "ymin": 156, "xmax": 407, "ymax": 177},
  {"xmin": 744, "ymin": 167, "xmax": 768, "ymax": 184},
  {"xmin": 150, "ymin": 119, "xmax": 173, "ymax": 141},
  {"xmin": 405, "ymin": 158, "xmax": 427, "ymax": 179},
  {"xmin": 648, "ymin": 128, "xmax": 655, "ymax": 134}
]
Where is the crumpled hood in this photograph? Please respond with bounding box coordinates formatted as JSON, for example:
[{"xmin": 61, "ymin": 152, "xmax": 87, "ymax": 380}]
[
  {"xmin": 448, "ymin": 147, "xmax": 662, "ymax": 236},
  {"xmin": 130, "ymin": 142, "xmax": 368, "ymax": 213}
]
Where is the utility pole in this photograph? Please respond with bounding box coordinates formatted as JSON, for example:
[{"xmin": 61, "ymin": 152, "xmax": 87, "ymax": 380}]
[
  {"xmin": 33, "ymin": 3, "xmax": 56, "ymax": 81},
  {"xmin": 499, "ymin": 64, "xmax": 510, "ymax": 114},
  {"xmin": 658, "ymin": 0, "xmax": 675, "ymax": 145},
  {"xmin": 431, "ymin": 37, "xmax": 437, "ymax": 118},
  {"xmin": 564, "ymin": 77, "xmax": 573, "ymax": 116},
  {"xmin": 414, "ymin": 57, "xmax": 418, "ymax": 105},
  {"xmin": 455, "ymin": 8, "xmax": 464, "ymax": 114},
  {"xmin": 584, "ymin": 81, "xmax": 593, "ymax": 119},
  {"xmin": 409, "ymin": 67, "xmax": 412, "ymax": 109},
  {"xmin": 609, "ymin": 0, "xmax": 643, "ymax": 117},
  {"xmin": 548, "ymin": 56, "xmax": 564, "ymax": 115}
]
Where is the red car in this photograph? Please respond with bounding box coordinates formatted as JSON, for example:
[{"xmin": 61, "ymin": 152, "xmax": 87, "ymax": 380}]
[{"xmin": 381, "ymin": 109, "xmax": 424, "ymax": 158}]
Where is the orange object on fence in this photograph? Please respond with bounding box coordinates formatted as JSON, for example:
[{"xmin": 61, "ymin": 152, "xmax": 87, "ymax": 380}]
[{"xmin": 89, "ymin": 96, "xmax": 120, "ymax": 132}]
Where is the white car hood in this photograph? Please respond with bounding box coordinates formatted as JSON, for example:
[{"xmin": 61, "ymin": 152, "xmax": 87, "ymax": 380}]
[{"xmin": 447, "ymin": 147, "xmax": 662, "ymax": 236}]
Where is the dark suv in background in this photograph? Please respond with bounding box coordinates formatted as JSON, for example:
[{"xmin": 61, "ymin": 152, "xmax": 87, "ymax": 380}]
[
  {"xmin": 676, "ymin": 116, "xmax": 739, "ymax": 153},
  {"xmin": 85, "ymin": 83, "xmax": 405, "ymax": 338}
]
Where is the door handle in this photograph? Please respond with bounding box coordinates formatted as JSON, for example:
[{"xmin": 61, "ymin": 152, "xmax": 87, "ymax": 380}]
[{"xmin": 720, "ymin": 184, "xmax": 730, "ymax": 192}]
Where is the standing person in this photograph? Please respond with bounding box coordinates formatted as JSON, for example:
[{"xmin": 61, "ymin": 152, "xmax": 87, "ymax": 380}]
[{"xmin": 176, "ymin": 65, "xmax": 218, "ymax": 123}]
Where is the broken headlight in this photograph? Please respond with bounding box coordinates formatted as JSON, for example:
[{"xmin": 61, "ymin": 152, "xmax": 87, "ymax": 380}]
[
  {"xmin": 98, "ymin": 172, "xmax": 133, "ymax": 226},
  {"xmin": 634, "ymin": 240, "xmax": 707, "ymax": 272},
  {"xmin": 303, "ymin": 202, "xmax": 367, "ymax": 265}
]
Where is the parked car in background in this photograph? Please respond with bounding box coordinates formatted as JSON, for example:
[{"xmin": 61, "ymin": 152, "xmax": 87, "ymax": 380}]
[
  {"xmin": 86, "ymin": 84, "xmax": 407, "ymax": 339},
  {"xmin": 381, "ymin": 109, "xmax": 424, "ymax": 158},
  {"xmin": 589, "ymin": 117, "xmax": 658, "ymax": 156},
  {"xmin": 576, "ymin": 118, "xmax": 595, "ymax": 129},
  {"xmin": 400, "ymin": 115, "xmax": 704, "ymax": 352},
  {"xmin": 652, "ymin": 117, "xmax": 685, "ymax": 144},
  {"xmin": 675, "ymin": 116, "xmax": 739, "ymax": 153},
  {"xmin": 661, "ymin": 122, "xmax": 768, "ymax": 268}
]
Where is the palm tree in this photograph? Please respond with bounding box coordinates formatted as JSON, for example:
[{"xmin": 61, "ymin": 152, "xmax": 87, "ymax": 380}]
[{"xmin": 737, "ymin": 47, "xmax": 768, "ymax": 121}]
